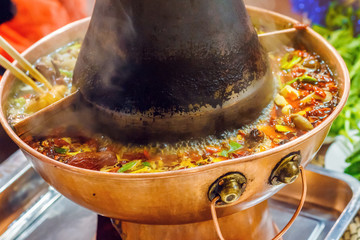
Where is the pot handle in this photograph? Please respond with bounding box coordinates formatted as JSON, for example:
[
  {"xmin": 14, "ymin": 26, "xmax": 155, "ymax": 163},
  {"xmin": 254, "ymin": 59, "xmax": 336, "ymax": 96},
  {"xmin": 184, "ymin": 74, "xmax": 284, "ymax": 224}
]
[{"xmin": 210, "ymin": 165, "xmax": 307, "ymax": 240}]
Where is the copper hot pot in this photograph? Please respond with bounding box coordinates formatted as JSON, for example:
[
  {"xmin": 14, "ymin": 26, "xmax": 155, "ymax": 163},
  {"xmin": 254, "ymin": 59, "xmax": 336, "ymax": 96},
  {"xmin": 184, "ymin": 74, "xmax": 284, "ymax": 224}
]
[{"xmin": 0, "ymin": 7, "xmax": 350, "ymax": 226}]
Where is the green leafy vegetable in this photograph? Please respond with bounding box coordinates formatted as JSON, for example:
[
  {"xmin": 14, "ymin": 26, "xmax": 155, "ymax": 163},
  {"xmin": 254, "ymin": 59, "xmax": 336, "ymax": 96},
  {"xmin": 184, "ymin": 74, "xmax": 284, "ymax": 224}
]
[
  {"xmin": 345, "ymin": 161, "xmax": 360, "ymax": 177},
  {"xmin": 59, "ymin": 69, "xmax": 73, "ymax": 78},
  {"xmin": 69, "ymin": 43, "xmax": 81, "ymax": 50},
  {"xmin": 118, "ymin": 161, "xmax": 137, "ymax": 173},
  {"xmin": 14, "ymin": 97, "xmax": 26, "ymax": 107},
  {"xmin": 314, "ymin": 2, "xmax": 360, "ymax": 178},
  {"xmin": 142, "ymin": 161, "xmax": 151, "ymax": 167},
  {"xmin": 345, "ymin": 140, "xmax": 360, "ymax": 164},
  {"xmin": 314, "ymin": 2, "xmax": 360, "ymax": 140},
  {"xmin": 54, "ymin": 147, "xmax": 67, "ymax": 154},
  {"xmin": 281, "ymin": 53, "xmax": 302, "ymax": 70},
  {"xmin": 218, "ymin": 141, "xmax": 243, "ymax": 157},
  {"xmin": 286, "ymin": 74, "xmax": 317, "ymax": 85},
  {"xmin": 219, "ymin": 150, "xmax": 228, "ymax": 157}
]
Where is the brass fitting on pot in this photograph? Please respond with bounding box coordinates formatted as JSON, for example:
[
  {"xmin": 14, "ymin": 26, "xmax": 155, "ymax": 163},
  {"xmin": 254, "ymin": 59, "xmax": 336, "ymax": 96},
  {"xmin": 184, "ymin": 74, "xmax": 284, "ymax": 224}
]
[
  {"xmin": 208, "ymin": 172, "xmax": 247, "ymax": 205},
  {"xmin": 269, "ymin": 151, "xmax": 301, "ymax": 185}
]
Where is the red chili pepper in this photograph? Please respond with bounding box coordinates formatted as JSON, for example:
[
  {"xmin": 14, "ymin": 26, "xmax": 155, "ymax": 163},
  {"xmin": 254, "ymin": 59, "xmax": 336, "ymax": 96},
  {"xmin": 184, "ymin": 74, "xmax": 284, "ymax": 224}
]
[
  {"xmin": 231, "ymin": 151, "xmax": 248, "ymax": 158},
  {"xmin": 205, "ymin": 146, "xmax": 221, "ymax": 154},
  {"xmin": 283, "ymin": 115, "xmax": 292, "ymax": 125},
  {"xmin": 327, "ymin": 82, "xmax": 338, "ymax": 92},
  {"xmin": 291, "ymin": 67, "xmax": 306, "ymax": 78},
  {"xmin": 237, "ymin": 130, "xmax": 246, "ymax": 136},
  {"xmin": 22, "ymin": 93, "xmax": 33, "ymax": 99},
  {"xmin": 53, "ymin": 138, "xmax": 70, "ymax": 147},
  {"xmin": 143, "ymin": 149, "xmax": 150, "ymax": 159},
  {"xmin": 270, "ymin": 106, "xmax": 277, "ymax": 120},
  {"xmin": 307, "ymin": 108, "xmax": 331, "ymax": 117},
  {"xmin": 189, "ymin": 152, "xmax": 201, "ymax": 161},
  {"xmin": 299, "ymin": 83, "xmax": 314, "ymax": 91},
  {"xmin": 313, "ymin": 86, "xmax": 326, "ymax": 98},
  {"xmin": 294, "ymin": 23, "xmax": 308, "ymax": 30}
]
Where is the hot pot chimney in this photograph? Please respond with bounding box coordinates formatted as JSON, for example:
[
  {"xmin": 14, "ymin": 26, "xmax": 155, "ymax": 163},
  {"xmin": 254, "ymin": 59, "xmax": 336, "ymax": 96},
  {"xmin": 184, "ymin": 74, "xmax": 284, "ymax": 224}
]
[{"xmin": 73, "ymin": 0, "xmax": 274, "ymax": 143}]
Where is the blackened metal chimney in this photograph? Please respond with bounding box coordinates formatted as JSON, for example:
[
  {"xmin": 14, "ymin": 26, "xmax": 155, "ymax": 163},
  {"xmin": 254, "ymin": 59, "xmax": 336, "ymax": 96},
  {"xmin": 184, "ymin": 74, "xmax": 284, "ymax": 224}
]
[{"xmin": 73, "ymin": 0, "xmax": 274, "ymax": 143}]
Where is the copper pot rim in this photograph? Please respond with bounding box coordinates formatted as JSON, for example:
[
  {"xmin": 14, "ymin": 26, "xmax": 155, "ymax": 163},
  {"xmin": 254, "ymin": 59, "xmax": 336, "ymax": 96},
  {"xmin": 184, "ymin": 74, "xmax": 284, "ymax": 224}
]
[
  {"xmin": 0, "ymin": 12, "xmax": 350, "ymax": 180},
  {"xmin": 246, "ymin": 5, "xmax": 300, "ymax": 25}
]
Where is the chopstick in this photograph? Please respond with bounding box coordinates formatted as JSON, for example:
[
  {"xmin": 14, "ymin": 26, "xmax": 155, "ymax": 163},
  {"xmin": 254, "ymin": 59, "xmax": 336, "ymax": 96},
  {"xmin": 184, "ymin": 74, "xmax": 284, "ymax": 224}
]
[
  {"xmin": 0, "ymin": 55, "xmax": 45, "ymax": 94},
  {"xmin": 0, "ymin": 36, "xmax": 53, "ymax": 90}
]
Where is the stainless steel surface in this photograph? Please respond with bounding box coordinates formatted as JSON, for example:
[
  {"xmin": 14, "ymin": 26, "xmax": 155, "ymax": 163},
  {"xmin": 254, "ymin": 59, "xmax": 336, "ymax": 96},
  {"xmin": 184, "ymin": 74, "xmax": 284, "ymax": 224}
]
[
  {"xmin": 8, "ymin": 189, "xmax": 96, "ymax": 240},
  {"xmin": 0, "ymin": 150, "xmax": 48, "ymax": 235},
  {"xmin": 271, "ymin": 164, "xmax": 360, "ymax": 240},
  {"xmin": 0, "ymin": 150, "xmax": 358, "ymax": 240},
  {"xmin": 0, "ymin": 150, "xmax": 96, "ymax": 240}
]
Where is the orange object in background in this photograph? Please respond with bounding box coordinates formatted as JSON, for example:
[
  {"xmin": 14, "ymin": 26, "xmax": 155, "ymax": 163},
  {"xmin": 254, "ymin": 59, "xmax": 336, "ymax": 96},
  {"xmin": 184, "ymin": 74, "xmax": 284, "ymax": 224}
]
[{"xmin": 0, "ymin": 0, "xmax": 87, "ymax": 66}]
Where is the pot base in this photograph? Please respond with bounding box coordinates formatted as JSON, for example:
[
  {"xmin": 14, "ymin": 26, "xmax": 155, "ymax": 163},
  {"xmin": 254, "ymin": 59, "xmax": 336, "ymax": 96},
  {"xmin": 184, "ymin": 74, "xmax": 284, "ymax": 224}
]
[{"xmin": 113, "ymin": 200, "xmax": 277, "ymax": 240}]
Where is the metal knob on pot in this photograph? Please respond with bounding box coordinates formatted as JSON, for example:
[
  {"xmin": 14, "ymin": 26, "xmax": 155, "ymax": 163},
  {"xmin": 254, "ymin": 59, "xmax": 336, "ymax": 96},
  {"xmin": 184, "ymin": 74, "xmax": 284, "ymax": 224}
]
[
  {"xmin": 269, "ymin": 151, "xmax": 302, "ymax": 185},
  {"xmin": 208, "ymin": 172, "xmax": 247, "ymax": 205}
]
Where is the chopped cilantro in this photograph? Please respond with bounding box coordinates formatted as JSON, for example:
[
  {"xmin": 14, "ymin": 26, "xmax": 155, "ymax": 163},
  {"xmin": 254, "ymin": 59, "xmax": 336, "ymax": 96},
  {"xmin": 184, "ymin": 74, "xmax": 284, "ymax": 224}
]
[
  {"xmin": 59, "ymin": 69, "xmax": 73, "ymax": 78},
  {"xmin": 54, "ymin": 147, "xmax": 67, "ymax": 154},
  {"xmin": 218, "ymin": 141, "xmax": 243, "ymax": 157},
  {"xmin": 281, "ymin": 53, "xmax": 302, "ymax": 70},
  {"xmin": 14, "ymin": 97, "xmax": 26, "ymax": 107},
  {"xmin": 142, "ymin": 161, "xmax": 151, "ymax": 167},
  {"xmin": 118, "ymin": 161, "xmax": 137, "ymax": 173},
  {"xmin": 286, "ymin": 74, "xmax": 317, "ymax": 85}
]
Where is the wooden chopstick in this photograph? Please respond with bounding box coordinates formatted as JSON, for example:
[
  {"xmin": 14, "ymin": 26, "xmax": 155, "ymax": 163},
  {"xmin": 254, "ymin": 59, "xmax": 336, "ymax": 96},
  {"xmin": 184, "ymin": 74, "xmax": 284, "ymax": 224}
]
[
  {"xmin": 0, "ymin": 36, "xmax": 52, "ymax": 90},
  {"xmin": 0, "ymin": 55, "xmax": 45, "ymax": 94}
]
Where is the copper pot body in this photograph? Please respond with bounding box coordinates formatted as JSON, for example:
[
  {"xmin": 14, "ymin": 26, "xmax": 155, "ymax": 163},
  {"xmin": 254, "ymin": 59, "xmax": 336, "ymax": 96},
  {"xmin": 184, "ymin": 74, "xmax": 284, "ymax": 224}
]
[
  {"xmin": 119, "ymin": 200, "xmax": 277, "ymax": 240},
  {"xmin": 0, "ymin": 7, "xmax": 350, "ymax": 225}
]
